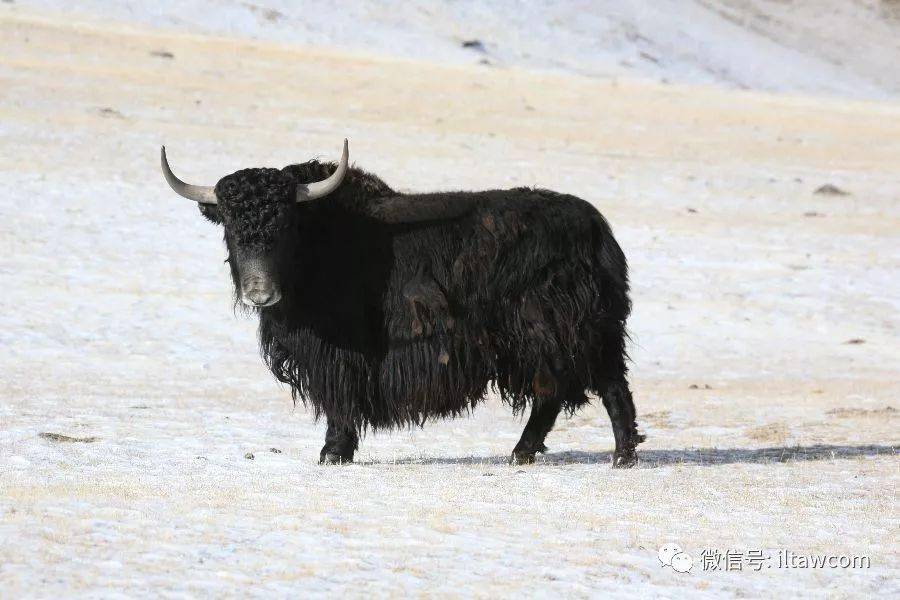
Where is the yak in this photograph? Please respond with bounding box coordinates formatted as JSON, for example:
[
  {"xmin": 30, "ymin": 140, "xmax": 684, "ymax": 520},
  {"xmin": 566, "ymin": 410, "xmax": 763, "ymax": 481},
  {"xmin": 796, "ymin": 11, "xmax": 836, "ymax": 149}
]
[{"xmin": 160, "ymin": 140, "xmax": 644, "ymax": 466}]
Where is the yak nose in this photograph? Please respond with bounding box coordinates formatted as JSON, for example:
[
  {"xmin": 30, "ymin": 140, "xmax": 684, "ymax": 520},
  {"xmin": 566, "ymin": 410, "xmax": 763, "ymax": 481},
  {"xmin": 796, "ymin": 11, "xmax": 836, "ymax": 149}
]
[{"xmin": 241, "ymin": 281, "xmax": 281, "ymax": 307}]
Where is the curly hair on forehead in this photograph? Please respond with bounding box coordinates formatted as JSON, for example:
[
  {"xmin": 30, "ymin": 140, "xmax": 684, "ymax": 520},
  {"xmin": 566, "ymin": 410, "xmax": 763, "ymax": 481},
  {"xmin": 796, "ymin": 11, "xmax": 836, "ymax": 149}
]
[{"xmin": 213, "ymin": 168, "xmax": 295, "ymax": 249}]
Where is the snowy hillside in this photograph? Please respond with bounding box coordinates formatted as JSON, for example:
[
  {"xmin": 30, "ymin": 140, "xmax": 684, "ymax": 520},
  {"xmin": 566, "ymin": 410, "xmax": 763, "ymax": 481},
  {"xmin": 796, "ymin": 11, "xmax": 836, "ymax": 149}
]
[{"xmin": 19, "ymin": 0, "xmax": 900, "ymax": 99}]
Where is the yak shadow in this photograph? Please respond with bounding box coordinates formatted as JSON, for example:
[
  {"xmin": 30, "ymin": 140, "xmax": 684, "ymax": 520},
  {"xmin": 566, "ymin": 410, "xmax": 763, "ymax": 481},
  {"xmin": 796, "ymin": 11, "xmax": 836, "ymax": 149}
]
[{"xmin": 367, "ymin": 443, "xmax": 897, "ymax": 467}]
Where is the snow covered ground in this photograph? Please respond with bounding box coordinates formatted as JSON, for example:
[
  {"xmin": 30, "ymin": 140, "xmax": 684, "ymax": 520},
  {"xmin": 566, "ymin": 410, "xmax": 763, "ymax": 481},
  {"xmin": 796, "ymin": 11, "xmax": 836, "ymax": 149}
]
[{"xmin": 0, "ymin": 2, "xmax": 898, "ymax": 597}]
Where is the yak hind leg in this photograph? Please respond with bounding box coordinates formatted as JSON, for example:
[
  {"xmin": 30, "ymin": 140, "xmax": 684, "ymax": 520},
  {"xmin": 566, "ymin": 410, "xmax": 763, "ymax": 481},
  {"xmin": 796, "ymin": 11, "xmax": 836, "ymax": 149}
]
[
  {"xmin": 601, "ymin": 379, "xmax": 645, "ymax": 468},
  {"xmin": 510, "ymin": 397, "xmax": 562, "ymax": 465},
  {"xmin": 319, "ymin": 418, "xmax": 359, "ymax": 465},
  {"xmin": 509, "ymin": 363, "xmax": 582, "ymax": 465},
  {"xmin": 595, "ymin": 324, "xmax": 645, "ymax": 468}
]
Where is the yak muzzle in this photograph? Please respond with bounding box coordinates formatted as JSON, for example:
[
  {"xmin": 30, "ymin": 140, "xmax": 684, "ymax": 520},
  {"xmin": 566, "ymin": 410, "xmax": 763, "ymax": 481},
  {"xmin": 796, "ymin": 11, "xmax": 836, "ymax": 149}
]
[
  {"xmin": 235, "ymin": 253, "xmax": 281, "ymax": 308},
  {"xmin": 241, "ymin": 277, "xmax": 281, "ymax": 308}
]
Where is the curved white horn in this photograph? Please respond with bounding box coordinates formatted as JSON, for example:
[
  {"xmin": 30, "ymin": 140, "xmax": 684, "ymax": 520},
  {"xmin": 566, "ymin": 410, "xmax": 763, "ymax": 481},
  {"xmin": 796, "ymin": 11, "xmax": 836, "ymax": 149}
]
[
  {"xmin": 160, "ymin": 147, "xmax": 218, "ymax": 205},
  {"xmin": 297, "ymin": 139, "xmax": 349, "ymax": 202}
]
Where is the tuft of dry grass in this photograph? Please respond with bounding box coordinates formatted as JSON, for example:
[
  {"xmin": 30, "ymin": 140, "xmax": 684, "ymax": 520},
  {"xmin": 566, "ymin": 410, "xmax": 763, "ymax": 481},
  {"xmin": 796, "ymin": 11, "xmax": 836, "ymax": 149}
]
[{"xmin": 745, "ymin": 423, "xmax": 790, "ymax": 444}]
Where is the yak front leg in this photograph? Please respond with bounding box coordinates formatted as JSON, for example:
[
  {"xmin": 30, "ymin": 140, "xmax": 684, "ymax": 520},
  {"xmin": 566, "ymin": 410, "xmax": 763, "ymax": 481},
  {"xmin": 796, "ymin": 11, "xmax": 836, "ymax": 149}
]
[{"xmin": 319, "ymin": 418, "xmax": 358, "ymax": 465}]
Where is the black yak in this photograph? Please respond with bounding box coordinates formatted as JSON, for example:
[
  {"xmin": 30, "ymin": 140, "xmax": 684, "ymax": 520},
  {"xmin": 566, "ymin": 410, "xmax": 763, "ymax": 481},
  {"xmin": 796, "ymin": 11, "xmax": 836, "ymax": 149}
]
[{"xmin": 161, "ymin": 140, "xmax": 644, "ymax": 466}]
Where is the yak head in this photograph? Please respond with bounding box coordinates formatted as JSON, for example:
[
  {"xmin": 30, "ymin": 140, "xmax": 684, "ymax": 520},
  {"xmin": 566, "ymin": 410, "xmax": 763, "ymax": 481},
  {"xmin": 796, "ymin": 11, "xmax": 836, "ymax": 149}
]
[{"xmin": 160, "ymin": 140, "xmax": 348, "ymax": 308}]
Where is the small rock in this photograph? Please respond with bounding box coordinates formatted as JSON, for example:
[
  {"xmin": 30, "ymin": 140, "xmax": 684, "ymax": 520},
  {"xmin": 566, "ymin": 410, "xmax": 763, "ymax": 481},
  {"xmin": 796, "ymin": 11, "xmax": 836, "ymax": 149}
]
[
  {"xmin": 843, "ymin": 338, "xmax": 865, "ymax": 345},
  {"xmin": 262, "ymin": 8, "xmax": 283, "ymax": 22},
  {"xmin": 803, "ymin": 211, "xmax": 825, "ymax": 217},
  {"xmin": 814, "ymin": 184, "xmax": 849, "ymax": 196},
  {"xmin": 96, "ymin": 107, "xmax": 125, "ymax": 119},
  {"xmin": 689, "ymin": 384, "xmax": 699, "ymax": 389},
  {"xmin": 686, "ymin": 207, "xmax": 698, "ymax": 213},
  {"xmin": 461, "ymin": 39, "xmax": 486, "ymax": 53},
  {"xmin": 150, "ymin": 50, "xmax": 174, "ymax": 59},
  {"xmin": 244, "ymin": 452, "xmax": 255, "ymax": 460}
]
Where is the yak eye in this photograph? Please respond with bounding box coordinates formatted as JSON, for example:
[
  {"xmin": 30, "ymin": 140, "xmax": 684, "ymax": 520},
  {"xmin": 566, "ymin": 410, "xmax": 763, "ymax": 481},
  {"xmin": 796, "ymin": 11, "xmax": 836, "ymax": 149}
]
[{"xmin": 219, "ymin": 180, "xmax": 238, "ymax": 196}]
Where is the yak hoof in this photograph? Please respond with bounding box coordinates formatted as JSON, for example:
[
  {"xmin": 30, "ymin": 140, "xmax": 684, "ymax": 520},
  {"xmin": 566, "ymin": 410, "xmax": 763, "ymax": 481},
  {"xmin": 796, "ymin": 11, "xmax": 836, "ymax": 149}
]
[
  {"xmin": 510, "ymin": 451, "xmax": 536, "ymax": 465},
  {"xmin": 320, "ymin": 452, "xmax": 353, "ymax": 465},
  {"xmin": 612, "ymin": 451, "xmax": 638, "ymax": 469}
]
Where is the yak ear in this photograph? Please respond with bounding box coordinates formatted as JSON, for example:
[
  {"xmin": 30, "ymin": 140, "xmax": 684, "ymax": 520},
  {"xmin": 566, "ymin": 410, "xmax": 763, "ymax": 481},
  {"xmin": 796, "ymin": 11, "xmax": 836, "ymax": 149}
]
[{"xmin": 198, "ymin": 203, "xmax": 222, "ymax": 224}]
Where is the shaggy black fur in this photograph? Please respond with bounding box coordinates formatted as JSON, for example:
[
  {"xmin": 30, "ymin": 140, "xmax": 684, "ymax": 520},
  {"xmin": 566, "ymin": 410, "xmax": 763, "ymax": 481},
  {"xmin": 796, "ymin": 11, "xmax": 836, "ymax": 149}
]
[{"xmin": 198, "ymin": 160, "xmax": 644, "ymax": 466}]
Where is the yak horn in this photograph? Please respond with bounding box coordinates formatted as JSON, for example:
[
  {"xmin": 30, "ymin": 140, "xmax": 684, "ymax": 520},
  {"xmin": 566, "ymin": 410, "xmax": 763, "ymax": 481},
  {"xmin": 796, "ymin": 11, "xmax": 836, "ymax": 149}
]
[
  {"xmin": 297, "ymin": 139, "xmax": 349, "ymax": 202},
  {"xmin": 160, "ymin": 147, "xmax": 218, "ymax": 205}
]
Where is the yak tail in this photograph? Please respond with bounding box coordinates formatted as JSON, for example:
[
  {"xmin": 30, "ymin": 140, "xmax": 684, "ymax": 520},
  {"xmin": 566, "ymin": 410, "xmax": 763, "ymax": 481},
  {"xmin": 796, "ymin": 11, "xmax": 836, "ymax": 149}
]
[{"xmin": 591, "ymin": 213, "xmax": 631, "ymax": 323}]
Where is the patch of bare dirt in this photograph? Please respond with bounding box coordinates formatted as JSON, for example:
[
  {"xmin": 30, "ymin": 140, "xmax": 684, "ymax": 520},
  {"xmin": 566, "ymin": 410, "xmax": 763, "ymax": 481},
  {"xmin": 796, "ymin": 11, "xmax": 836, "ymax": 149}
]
[
  {"xmin": 827, "ymin": 406, "xmax": 897, "ymax": 418},
  {"xmin": 38, "ymin": 432, "xmax": 98, "ymax": 443}
]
